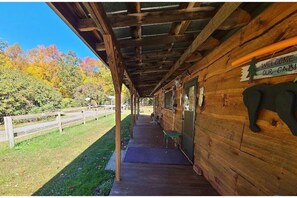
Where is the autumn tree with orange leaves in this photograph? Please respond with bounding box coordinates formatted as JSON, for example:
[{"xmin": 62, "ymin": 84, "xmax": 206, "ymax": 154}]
[{"xmin": 0, "ymin": 38, "xmax": 130, "ymax": 119}]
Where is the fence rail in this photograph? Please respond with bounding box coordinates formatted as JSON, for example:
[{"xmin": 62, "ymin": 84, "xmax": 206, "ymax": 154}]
[{"xmin": 1, "ymin": 106, "xmax": 115, "ymax": 148}]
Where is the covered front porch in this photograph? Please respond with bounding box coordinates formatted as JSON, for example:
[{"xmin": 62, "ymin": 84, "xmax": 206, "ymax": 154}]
[
  {"xmin": 49, "ymin": 2, "xmax": 297, "ymax": 195},
  {"xmin": 110, "ymin": 114, "xmax": 218, "ymax": 196}
]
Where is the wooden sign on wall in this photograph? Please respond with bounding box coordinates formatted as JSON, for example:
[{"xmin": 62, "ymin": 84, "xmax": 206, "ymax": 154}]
[{"xmin": 241, "ymin": 51, "xmax": 297, "ymax": 82}]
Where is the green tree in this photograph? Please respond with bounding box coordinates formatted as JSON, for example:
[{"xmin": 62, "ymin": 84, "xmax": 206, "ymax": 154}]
[
  {"xmin": 122, "ymin": 85, "xmax": 130, "ymax": 105},
  {"xmin": 0, "ymin": 38, "xmax": 125, "ymax": 117},
  {"xmin": 74, "ymin": 83, "xmax": 105, "ymax": 106},
  {"xmin": 0, "ymin": 39, "xmax": 13, "ymax": 69},
  {"xmin": 0, "ymin": 67, "xmax": 62, "ymax": 120},
  {"xmin": 58, "ymin": 51, "xmax": 83, "ymax": 98},
  {"xmin": 99, "ymin": 66, "xmax": 114, "ymax": 96}
]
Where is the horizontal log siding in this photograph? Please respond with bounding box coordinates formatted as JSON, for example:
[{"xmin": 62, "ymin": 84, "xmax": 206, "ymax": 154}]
[{"xmin": 154, "ymin": 3, "xmax": 297, "ymax": 195}]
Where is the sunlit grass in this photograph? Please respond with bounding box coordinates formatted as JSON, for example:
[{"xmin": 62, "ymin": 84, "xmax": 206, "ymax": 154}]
[
  {"xmin": 140, "ymin": 106, "xmax": 153, "ymax": 115},
  {"xmin": 0, "ymin": 112, "xmax": 130, "ymax": 196}
]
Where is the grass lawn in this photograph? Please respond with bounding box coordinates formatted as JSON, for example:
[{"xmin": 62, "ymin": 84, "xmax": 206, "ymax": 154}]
[
  {"xmin": 0, "ymin": 112, "xmax": 130, "ymax": 196},
  {"xmin": 140, "ymin": 106, "xmax": 153, "ymax": 115}
]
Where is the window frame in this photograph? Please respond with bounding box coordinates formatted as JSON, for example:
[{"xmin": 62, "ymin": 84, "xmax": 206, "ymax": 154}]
[{"xmin": 164, "ymin": 90, "xmax": 173, "ymax": 109}]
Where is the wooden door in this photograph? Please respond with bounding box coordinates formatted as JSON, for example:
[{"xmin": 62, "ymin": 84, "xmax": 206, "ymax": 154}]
[{"xmin": 182, "ymin": 79, "xmax": 197, "ymax": 162}]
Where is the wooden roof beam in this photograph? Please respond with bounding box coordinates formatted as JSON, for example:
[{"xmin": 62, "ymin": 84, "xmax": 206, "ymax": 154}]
[
  {"xmin": 197, "ymin": 36, "xmax": 220, "ymax": 51},
  {"xmin": 165, "ymin": 2, "xmax": 202, "ymax": 55},
  {"xmin": 151, "ymin": 2, "xmax": 242, "ymax": 95},
  {"xmin": 96, "ymin": 33, "xmax": 196, "ymax": 50},
  {"xmin": 124, "ymin": 56, "xmax": 178, "ymax": 63},
  {"xmin": 127, "ymin": 66, "xmax": 171, "ymax": 72},
  {"xmin": 78, "ymin": 8, "xmax": 250, "ymax": 33},
  {"xmin": 219, "ymin": 8, "xmax": 251, "ymax": 30},
  {"xmin": 173, "ymin": 2, "xmax": 202, "ymax": 36},
  {"xmin": 137, "ymin": 84, "xmax": 158, "ymax": 88},
  {"xmin": 185, "ymin": 52, "xmax": 203, "ymax": 63},
  {"xmin": 77, "ymin": 18, "xmax": 99, "ymax": 32},
  {"xmin": 127, "ymin": 60, "xmax": 174, "ymax": 65},
  {"xmin": 133, "ymin": 75, "xmax": 165, "ymax": 81},
  {"xmin": 124, "ymin": 51, "xmax": 182, "ymax": 62},
  {"xmin": 126, "ymin": 62, "xmax": 172, "ymax": 67},
  {"xmin": 122, "ymin": 37, "xmax": 219, "ymax": 63},
  {"xmin": 130, "ymin": 69, "xmax": 169, "ymax": 75},
  {"xmin": 108, "ymin": 6, "xmax": 216, "ymax": 28},
  {"xmin": 82, "ymin": 2, "xmax": 139, "ymax": 95},
  {"xmin": 120, "ymin": 33, "xmax": 196, "ymax": 48},
  {"xmin": 126, "ymin": 2, "xmax": 142, "ymax": 64}
]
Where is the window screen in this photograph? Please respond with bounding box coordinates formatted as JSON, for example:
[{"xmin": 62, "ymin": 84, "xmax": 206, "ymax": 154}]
[{"xmin": 164, "ymin": 90, "xmax": 173, "ymax": 109}]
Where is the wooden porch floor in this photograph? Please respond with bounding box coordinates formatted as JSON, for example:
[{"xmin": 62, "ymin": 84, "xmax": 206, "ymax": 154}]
[{"xmin": 109, "ymin": 115, "xmax": 219, "ymax": 196}]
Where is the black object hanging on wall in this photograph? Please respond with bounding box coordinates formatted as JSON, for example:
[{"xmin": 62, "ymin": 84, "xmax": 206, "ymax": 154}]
[{"xmin": 243, "ymin": 82, "xmax": 297, "ymax": 136}]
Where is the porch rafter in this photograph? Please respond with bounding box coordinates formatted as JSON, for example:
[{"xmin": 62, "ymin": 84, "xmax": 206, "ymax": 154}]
[
  {"xmin": 49, "ymin": 2, "xmax": 257, "ymax": 97},
  {"xmin": 151, "ymin": 2, "xmax": 242, "ymax": 95},
  {"xmin": 82, "ymin": 2, "xmax": 138, "ymax": 95}
]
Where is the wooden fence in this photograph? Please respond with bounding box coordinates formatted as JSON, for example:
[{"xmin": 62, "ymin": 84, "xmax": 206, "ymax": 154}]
[{"xmin": 2, "ymin": 106, "xmax": 114, "ymax": 148}]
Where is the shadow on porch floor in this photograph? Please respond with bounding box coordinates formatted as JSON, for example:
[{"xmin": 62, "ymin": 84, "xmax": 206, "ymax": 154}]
[{"xmin": 109, "ymin": 115, "xmax": 219, "ymax": 196}]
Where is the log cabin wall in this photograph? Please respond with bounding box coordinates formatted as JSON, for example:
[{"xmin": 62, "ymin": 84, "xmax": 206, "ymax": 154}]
[
  {"xmin": 155, "ymin": 87, "xmax": 175, "ymax": 131},
  {"xmin": 154, "ymin": 3, "xmax": 297, "ymax": 195}
]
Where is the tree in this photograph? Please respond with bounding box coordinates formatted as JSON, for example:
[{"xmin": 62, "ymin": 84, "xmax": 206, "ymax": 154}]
[
  {"xmin": 141, "ymin": 98, "xmax": 153, "ymax": 106},
  {"xmin": 0, "ymin": 38, "xmax": 125, "ymax": 117},
  {"xmin": 26, "ymin": 45, "xmax": 61, "ymax": 87},
  {"xmin": 74, "ymin": 83, "xmax": 105, "ymax": 106},
  {"xmin": 122, "ymin": 85, "xmax": 130, "ymax": 104},
  {"xmin": 58, "ymin": 51, "xmax": 82, "ymax": 98},
  {"xmin": 99, "ymin": 66, "xmax": 114, "ymax": 96},
  {"xmin": 4, "ymin": 43, "xmax": 27, "ymax": 71},
  {"xmin": 80, "ymin": 57, "xmax": 99, "ymax": 75},
  {"xmin": 0, "ymin": 67, "xmax": 62, "ymax": 121},
  {"xmin": 0, "ymin": 39, "xmax": 13, "ymax": 69},
  {"xmin": 0, "ymin": 39, "xmax": 8, "ymax": 52}
]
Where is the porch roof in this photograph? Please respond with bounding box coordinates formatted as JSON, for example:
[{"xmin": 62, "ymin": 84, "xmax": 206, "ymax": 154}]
[{"xmin": 48, "ymin": 2, "xmax": 270, "ymax": 97}]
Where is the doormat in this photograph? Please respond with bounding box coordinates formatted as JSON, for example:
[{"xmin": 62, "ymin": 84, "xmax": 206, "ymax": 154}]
[{"xmin": 124, "ymin": 147, "xmax": 191, "ymax": 165}]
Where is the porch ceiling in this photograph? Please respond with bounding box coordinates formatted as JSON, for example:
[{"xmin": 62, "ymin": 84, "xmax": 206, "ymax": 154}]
[{"xmin": 48, "ymin": 2, "xmax": 270, "ymax": 97}]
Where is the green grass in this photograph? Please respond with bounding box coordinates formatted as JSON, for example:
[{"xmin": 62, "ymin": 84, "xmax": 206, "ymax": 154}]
[
  {"xmin": 0, "ymin": 112, "xmax": 130, "ymax": 196},
  {"xmin": 140, "ymin": 106, "xmax": 153, "ymax": 115}
]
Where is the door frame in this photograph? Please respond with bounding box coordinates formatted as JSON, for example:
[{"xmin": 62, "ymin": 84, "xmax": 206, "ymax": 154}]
[{"xmin": 181, "ymin": 77, "xmax": 198, "ymax": 162}]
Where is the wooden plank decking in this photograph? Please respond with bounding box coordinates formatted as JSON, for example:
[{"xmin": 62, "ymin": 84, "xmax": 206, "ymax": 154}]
[{"xmin": 109, "ymin": 115, "xmax": 218, "ymax": 196}]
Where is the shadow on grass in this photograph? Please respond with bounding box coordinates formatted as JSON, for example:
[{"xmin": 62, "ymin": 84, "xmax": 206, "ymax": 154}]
[{"xmin": 32, "ymin": 115, "xmax": 131, "ymax": 196}]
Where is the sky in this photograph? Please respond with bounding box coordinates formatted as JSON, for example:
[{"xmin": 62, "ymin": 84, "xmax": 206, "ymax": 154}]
[{"xmin": 0, "ymin": 2, "xmax": 97, "ymax": 59}]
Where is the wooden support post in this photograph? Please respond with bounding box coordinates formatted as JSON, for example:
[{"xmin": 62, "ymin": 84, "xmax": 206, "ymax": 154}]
[
  {"xmin": 136, "ymin": 97, "xmax": 138, "ymax": 119},
  {"xmin": 130, "ymin": 92, "xmax": 134, "ymax": 139},
  {"xmin": 102, "ymin": 33, "xmax": 126, "ymax": 182},
  {"xmin": 134, "ymin": 95, "xmax": 137, "ymax": 124},
  {"xmin": 154, "ymin": 98, "xmax": 156, "ymax": 114},
  {"xmin": 82, "ymin": 110, "xmax": 86, "ymax": 124},
  {"xmin": 137, "ymin": 97, "xmax": 140, "ymax": 118},
  {"xmin": 135, "ymin": 96, "xmax": 138, "ymax": 120},
  {"xmin": 4, "ymin": 117, "xmax": 15, "ymax": 148},
  {"xmin": 57, "ymin": 112, "xmax": 63, "ymax": 133},
  {"xmin": 115, "ymin": 91, "xmax": 121, "ymax": 181}
]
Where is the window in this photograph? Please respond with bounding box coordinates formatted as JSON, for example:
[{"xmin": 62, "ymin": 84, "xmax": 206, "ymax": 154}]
[
  {"xmin": 184, "ymin": 86, "xmax": 195, "ymax": 111},
  {"xmin": 164, "ymin": 90, "xmax": 173, "ymax": 109}
]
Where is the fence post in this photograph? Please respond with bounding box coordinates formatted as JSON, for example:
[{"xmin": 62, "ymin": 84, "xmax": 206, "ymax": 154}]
[
  {"xmin": 4, "ymin": 117, "xmax": 15, "ymax": 148},
  {"xmin": 82, "ymin": 110, "xmax": 86, "ymax": 124},
  {"xmin": 57, "ymin": 112, "xmax": 63, "ymax": 133},
  {"xmin": 96, "ymin": 108, "xmax": 99, "ymax": 120}
]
